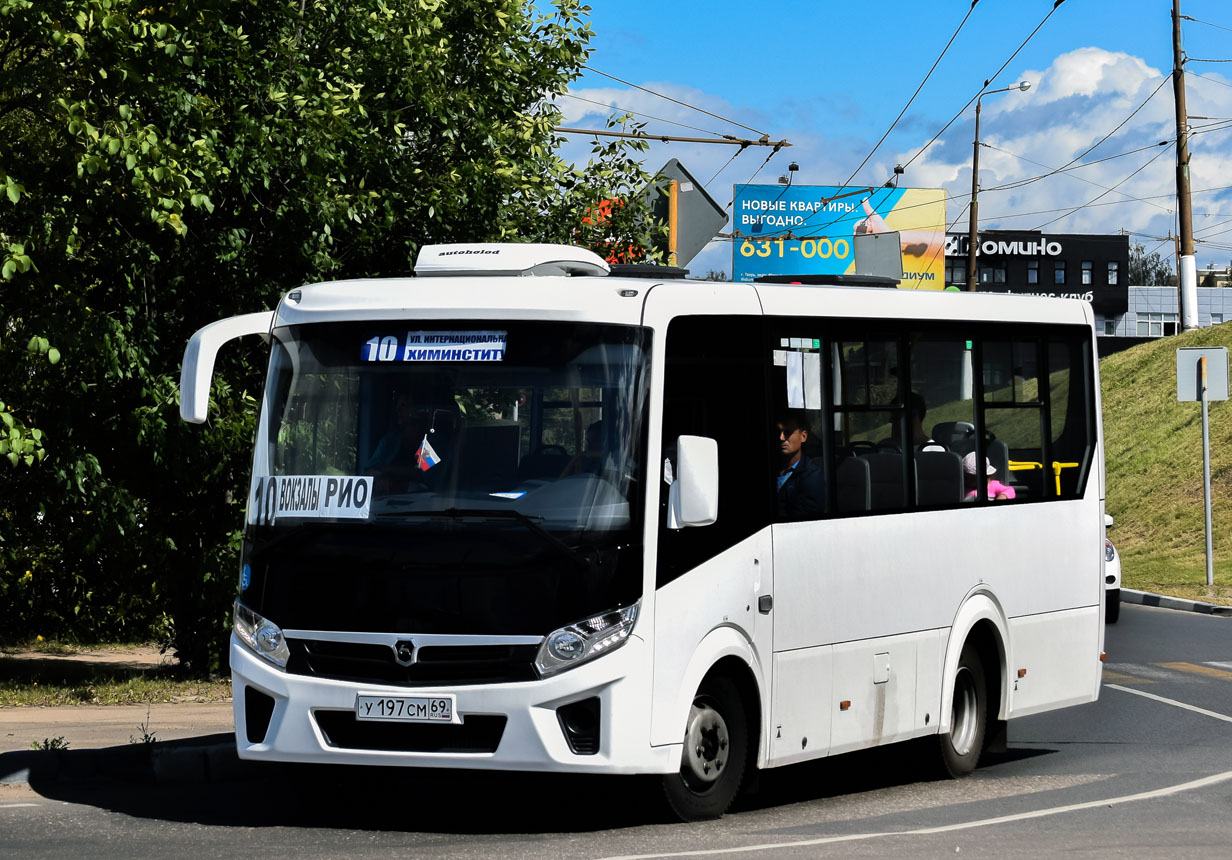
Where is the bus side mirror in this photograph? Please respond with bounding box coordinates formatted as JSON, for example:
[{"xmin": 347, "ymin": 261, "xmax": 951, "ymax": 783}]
[
  {"xmin": 667, "ymin": 435, "xmax": 719, "ymax": 529},
  {"xmin": 180, "ymin": 311, "xmax": 275, "ymax": 424}
]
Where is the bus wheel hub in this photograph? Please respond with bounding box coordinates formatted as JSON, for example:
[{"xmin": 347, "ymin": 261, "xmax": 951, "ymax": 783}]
[{"xmin": 683, "ymin": 702, "xmax": 728, "ymax": 785}]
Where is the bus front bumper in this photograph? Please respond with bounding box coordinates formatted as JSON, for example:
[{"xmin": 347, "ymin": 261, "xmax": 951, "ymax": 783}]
[{"xmin": 229, "ymin": 634, "xmax": 677, "ymax": 775}]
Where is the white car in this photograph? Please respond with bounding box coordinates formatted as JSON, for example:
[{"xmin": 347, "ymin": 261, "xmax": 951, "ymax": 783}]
[{"xmin": 1105, "ymin": 514, "xmax": 1121, "ymax": 624}]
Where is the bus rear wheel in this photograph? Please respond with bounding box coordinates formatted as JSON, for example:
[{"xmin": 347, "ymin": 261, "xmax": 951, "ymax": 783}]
[
  {"xmin": 938, "ymin": 643, "xmax": 987, "ymax": 778},
  {"xmin": 662, "ymin": 675, "xmax": 748, "ymax": 821}
]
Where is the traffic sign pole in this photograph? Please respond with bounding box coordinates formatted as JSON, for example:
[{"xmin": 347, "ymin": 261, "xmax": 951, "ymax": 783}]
[{"xmin": 1202, "ymin": 356, "xmax": 1213, "ymax": 586}]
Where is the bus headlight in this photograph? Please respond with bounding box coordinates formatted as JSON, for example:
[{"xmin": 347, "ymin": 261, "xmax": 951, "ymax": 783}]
[
  {"xmin": 234, "ymin": 600, "xmax": 290, "ymax": 669},
  {"xmin": 1104, "ymin": 539, "xmax": 1116, "ymax": 563},
  {"xmin": 535, "ymin": 601, "xmax": 639, "ymax": 678}
]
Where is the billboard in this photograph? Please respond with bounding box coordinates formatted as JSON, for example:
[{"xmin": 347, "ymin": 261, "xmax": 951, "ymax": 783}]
[{"xmin": 731, "ymin": 185, "xmax": 947, "ymax": 288}]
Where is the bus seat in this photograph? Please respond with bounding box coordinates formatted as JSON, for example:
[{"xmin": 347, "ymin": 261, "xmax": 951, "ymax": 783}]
[
  {"xmin": 932, "ymin": 421, "xmax": 976, "ymax": 454},
  {"xmin": 517, "ymin": 448, "xmax": 570, "ymax": 481},
  {"xmin": 834, "ymin": 456, "xmax": 870, "ymax": 512},
  {"xmin": 988, "ymin": 439, "xmax": 1009, "ymax": 483},
  {"xmin": 915, "ymin": 449, "xmax": 963, "ymax": 506},
  {"xmin": 862, "ymin": 451, "xmax": 905, "ymax": 510}
]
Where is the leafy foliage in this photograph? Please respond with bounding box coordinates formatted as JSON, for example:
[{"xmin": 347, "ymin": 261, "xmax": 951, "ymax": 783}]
[
  {"xmin": 1128, "ymin": 241, "xmax": 1176, "ymax": 286},
  {"xmin": 0, "ymin": 0, "xmax": 663, "ymax": 668}
]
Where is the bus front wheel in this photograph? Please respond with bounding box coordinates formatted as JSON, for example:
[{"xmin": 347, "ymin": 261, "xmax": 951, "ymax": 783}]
[
  {"xmin": 938, "ymin": 643, "xmax": 987, "ymax": 778},
  {"xmin": 662, "ymin": 675, "xmax": 748, "ymax": 821}
]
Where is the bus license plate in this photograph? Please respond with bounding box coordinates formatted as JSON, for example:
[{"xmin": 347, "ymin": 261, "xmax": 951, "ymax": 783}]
[{"xmin": 355, "ymin": 694, "xmax": 455, "ymax": 723}]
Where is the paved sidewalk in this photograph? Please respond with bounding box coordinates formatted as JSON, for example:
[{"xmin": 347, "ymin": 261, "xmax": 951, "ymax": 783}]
[
  {"xmin": 1121, "ymin": 588, "xmax": 1232, "ymax": 616},
  {"xmin": 0, "ymin": 702, "xmax": 234, "ymax": 753},
  {"xmin": 0, "ymin": 702, "xmax": 240, "ymax": 787}
]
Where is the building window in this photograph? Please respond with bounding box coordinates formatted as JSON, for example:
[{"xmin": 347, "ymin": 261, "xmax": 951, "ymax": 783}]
[
  {"xmin": 1212, "ymin": 313, "xmax": 1224, "ymax": 325},
  {"xmin": 1054, "ymin": 261, "xmax": 1066, "ymax": 285},
  {"xmin": 1104, "ymin": 320, "xmax": 1117, "ymax": 336},
  {"xmin": 1136, "ymin": 312, "xmax": 1179, "ymax": 337},
  {"xmin": 1108, "ymin": 261, "xmax": 1119, "ymax": 285},
  {"xmin": 1027, "ymin": 260, "xmax": 1039, "ymax": 284},
  {"xmin": 979, "ymin": 263, "xmax": 1007, "ymax": 284},
  {"xmin": 945, "ymin": 260, "xmax": 966, "ymax": 285},
  {"xmin": 1081, "ymin": 261, "xmax": 1093, "ymax": 285}
]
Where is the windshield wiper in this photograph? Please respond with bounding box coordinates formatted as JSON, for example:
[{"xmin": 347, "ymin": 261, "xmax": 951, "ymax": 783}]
[{"xmin": 377, "ymin": 507, "xmax": 592, "ymax": 569}]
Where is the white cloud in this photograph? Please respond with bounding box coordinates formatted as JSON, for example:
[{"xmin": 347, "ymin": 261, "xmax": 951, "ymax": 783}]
[
  {"xmin": 898, "ymin": 48, "xmax": 1232, "ymax": 264},
  {"xmin": 557, "ymin": 48, "xmax": 1232, "ymax": 275}
]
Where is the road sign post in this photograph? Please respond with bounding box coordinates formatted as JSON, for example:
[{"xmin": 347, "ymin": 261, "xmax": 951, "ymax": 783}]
[{"xmin": 1177, "ymin": 346, "xmax": 1229, "ymax": 586}]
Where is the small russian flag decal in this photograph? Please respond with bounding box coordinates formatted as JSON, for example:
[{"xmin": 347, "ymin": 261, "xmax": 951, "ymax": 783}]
[{"xmin": 416, "ymin": 435, "xmax": 441, "ymax": 471}]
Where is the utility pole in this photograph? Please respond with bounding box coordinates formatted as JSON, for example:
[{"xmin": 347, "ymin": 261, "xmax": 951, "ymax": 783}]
[
  {"xmin": 966, "ymin": 96, "xmax": 983, "ymax": 291},
  {"xmin": 1173, "ymin": 0, "xmax": 1199, "ymax": 330},
  {"xmin": 966, "ymin": 81, "xmax": 1031, "ymax": 291}
]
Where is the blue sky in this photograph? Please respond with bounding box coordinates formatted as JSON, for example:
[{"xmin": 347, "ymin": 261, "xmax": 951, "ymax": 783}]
[{"xmin": 557, "ymin": 0, "xmax": 1232, "ymax": 276}]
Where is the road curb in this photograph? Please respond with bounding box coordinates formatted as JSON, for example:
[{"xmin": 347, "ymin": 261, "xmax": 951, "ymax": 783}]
[
  {"xmin": 0, "ymin": 733, "xmax": 251, "ymax": 787},
  {"xmin": 1122, "ymin": 588, "xmax": 1232, "ymax": 617}
]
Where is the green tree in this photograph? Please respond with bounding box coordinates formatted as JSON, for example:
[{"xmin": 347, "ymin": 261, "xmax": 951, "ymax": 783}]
[
  {"xmin": 1128, "ymin": 242, "xmax": 1176, "ymax": 286},
  {"xmin": 0, "ymin": 0, "xmax": 662, "ymax": 667}
]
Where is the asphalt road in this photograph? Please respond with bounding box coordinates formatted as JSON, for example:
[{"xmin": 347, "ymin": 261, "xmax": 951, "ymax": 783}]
[{"xmin": 2, "ymin": 603, "xmax": 1230, "ymax": 859}]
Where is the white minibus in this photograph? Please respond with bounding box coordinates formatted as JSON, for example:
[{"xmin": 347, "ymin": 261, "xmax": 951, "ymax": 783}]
[{"xmin": 180, "ymin": 243, "xmax": 1106, "ymax": 820}]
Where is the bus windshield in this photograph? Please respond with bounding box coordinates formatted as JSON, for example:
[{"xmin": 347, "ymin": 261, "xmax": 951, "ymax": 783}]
[{"xmin": 258, "ymin": 320, "xmax": 650, "ymax": 536}]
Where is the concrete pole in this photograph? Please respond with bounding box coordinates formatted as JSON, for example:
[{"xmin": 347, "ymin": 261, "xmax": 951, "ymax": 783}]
[{"xmin": 1174, "ymin": 0, "xmax": 1199, "ymax": 330}]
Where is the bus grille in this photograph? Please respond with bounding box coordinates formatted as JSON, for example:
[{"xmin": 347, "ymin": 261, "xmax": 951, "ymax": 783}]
[
  {"xmin": 285, "ymin": 639, "xmax": 539, "ymax": 686},
  {"xmin": 314, "ymin": 711, "xmax": 506, "ymax": 754}
]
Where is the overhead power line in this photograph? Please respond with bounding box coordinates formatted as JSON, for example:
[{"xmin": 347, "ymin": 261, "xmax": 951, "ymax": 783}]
[
  {"xmin": 1032, "ymin": 143, "xmax": 1174, "ymax": 230},
  {"xmin": 1180, "ymin": 14, "xmax": 1232, "ymax": 34},
  {"xmin": 768, "ymin": 0, "xmax": 1069, "ymax": 243},
  {"xmin": 979, "ymin": 139, "xmax": 1173, "ymax": 196},
  {"xmin": 560, "ymin": 93, "xmax": 729, "ymax": 138},
  {"xmin": 900, "ymin": 0, "xmax": 1070, "ymax": 175},
  {"xmin": 833, "ymin": 0, "xmax": 982, "ymax": 192},
  {"xmin": 581, "ymin": 68, "xmax": 767, "ymax": 137},
  {"xmin": 735, "ymin": 0, "xmax": 1066, "ymax": 244},
  {"xmin": 978, "ymin": 140, "xmax": 1175, "ymax": 214},
  {"xmin": 554, "ymin": 127, "xmax": 788, "ymax": 147},
  {"xmin": 1188, "ymin": 71, "xmax": 1232, "ymax": 91}
]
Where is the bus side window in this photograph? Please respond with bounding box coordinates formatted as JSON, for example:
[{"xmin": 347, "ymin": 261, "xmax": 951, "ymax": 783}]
[
  {"xmin": 1047, "ymin": 338, "xmax": 1094, "ymax": 498},
  {"xmin": 831, "ymin": 337, "xmax": 905, "ymax": 512},
  {"xmin": 983, "ymin": 339, "xmax": 1045, "ymax": 499},
  {"xmin": 911, "ymin": 336, "xmax": 975, "ymax": 507}
]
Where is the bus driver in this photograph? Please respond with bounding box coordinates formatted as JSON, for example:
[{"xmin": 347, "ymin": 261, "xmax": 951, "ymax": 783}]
[{"xmin": 776, "ymin": 411, "xmax": 827, "ymax": 521}]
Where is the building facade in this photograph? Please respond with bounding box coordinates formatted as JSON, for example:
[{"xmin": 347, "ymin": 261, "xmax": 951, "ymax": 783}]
[
  {"xmin": 944, "ymin": 230, "xmax": 1129, "ymax": 318},
  {"xmin": 943, "ymin": 230, "xmax": 1232, "ymax": 352}
]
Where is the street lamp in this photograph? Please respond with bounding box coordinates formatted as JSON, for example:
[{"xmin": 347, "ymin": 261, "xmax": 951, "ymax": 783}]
[{"xmin": 966, "ymin": 80, "xmax": 1031, "ymax": 291}]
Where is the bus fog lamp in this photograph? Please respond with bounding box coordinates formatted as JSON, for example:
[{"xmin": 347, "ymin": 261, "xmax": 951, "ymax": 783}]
[
  {"xmin": 535, "ymin": 601, "xmax": 640, "ymax": 678},
  {"xmin": 234, "ymin": 600, "xmax": 290, "ymax": 669}
]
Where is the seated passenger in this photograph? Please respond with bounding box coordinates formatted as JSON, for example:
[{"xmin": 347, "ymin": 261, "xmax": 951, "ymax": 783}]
[
  {"xmin": 884, "ymin": 391, "xmax": 945, "ymax": 452},
  {"xmin": 776, "ymin": 411, "xmax": 827, "ymax": 520},
  {"xmin": 962, "ymin": 452, "xmax": 1015, "ymax": 501}
]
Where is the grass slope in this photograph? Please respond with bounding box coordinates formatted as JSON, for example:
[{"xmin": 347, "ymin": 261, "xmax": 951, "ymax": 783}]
[{"xmin": 1102, "ymin": 322, "xmax": 1232, "ymax": 604}]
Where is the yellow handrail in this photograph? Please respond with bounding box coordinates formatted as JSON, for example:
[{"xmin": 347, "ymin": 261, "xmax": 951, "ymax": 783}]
[{"xmin": 1052, "ymin": 461, "xmax": 1079, "ymax": 495}]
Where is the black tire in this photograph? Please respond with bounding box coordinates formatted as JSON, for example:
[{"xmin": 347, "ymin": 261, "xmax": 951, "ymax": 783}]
[
  {"xmin": 1105, "ymin": 588, "xmax": 1121, "ymax": 624},
  {"xmin": 938, "ymin": 643, "xmax": 987, "ymax": 778},
  {"xmin": 662, "ymin": 675, "xmax": 748, "ymax": 821}
]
